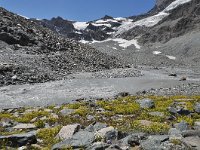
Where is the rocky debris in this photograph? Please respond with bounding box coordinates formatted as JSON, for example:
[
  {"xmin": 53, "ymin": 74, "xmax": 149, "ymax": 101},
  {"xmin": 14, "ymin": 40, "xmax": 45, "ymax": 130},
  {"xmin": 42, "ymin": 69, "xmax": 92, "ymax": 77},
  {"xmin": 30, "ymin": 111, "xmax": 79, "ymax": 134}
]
[
  {"xmin": 0, "ymin": 95, "xmax": 200, "ymax": 149},
  {"xmin": 0, "ymin": 7, "xmax": 124, "ymax": 87},
  {"xmin": 137, "ymin": 83, "xmax": 200, "ymax": 96},
  {"xmin": 136, "ymin": 98, "xmax": 155, "ymax": 109}
]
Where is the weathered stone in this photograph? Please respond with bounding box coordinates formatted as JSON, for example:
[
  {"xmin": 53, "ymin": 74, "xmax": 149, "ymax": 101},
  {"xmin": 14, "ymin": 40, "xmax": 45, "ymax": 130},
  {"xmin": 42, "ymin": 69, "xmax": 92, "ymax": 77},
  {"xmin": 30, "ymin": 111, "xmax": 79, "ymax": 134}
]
[
  {"xmin": 57, "ymin": 124, "xmax": 80, "ymax": 140},
  {"xmin": 149, "ymin": 112, "xmax": 164, "ymax": 117},
  {"xmin": 13, "ymin": 123, "xmax": 36, "ymax": 129},
  {"xmin": 136, "ymin": 99, "xmax": 155, "ymax": 109},
  {"xmin": 60, "ymin": 108, "xmax": 75, "ymax": 116},
  {"xmin": 168, "ymin": 128, "xmax": 183, "ymax": 140},
  {"xmin": 0, "ymin": 118, "xmax": 17, "ymax": 128},
  {"xmin": 182, "ymin": 136, "xmax": 200, "ymax": 149},
  {"xmin": 85, "ymin": 122, "xmax": 107, "ymax": 132},
  {"xmin": 52, "ymin": 131, "xmax": 95, "ymax": 149},
  {"xmin": 120, "ymin": 133, "xmax": 146, "ymax": 147},
  {"xmin": 194, "ymin": 103, "xmax": 200, "ymax": 113},
  {"xmin": 95, "ymin": 126, "xmax": 118, "ymax": 141},
  {"xmin": 174, "ymin": 121, "xmax": 189, "ymax": 132},
  {"xmin": 0, "ymin": 131, "xmax": 37, "ymax": 147},
  {"xmin": 140, "ymin": 135, "xmax": 169, "ymax": 150},
  {"xmin": 86, "ymin": 142, "xmax": 110, "ymax": 150}
]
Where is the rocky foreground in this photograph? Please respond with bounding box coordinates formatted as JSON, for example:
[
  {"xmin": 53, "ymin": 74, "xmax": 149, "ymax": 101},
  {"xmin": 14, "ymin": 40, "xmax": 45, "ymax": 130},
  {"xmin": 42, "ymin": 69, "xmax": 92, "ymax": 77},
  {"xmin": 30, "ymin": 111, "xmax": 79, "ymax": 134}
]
[{"xmin": 0, "ymin": 95, "xmax": 200, "ymax": 149}]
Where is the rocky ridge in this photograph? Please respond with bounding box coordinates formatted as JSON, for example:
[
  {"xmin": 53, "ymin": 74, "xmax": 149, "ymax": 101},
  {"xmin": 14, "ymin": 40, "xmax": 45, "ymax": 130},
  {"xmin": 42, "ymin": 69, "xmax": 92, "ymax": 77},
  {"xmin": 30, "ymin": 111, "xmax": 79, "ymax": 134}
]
[{"xmin": 0, "ymin": 7, "xmax": 123, "ymax": 86}]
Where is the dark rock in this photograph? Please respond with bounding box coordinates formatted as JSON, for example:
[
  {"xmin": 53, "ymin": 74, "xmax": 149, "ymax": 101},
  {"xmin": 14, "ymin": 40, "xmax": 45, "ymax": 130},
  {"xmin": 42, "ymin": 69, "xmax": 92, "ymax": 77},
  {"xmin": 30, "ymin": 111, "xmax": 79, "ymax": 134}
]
[
  {"xmin": 52, "ymin": 131, "xmax": 95, "ymax": 149},
  {"xmin": 0, "ymin": 131, "xmax": 37, "ymax": 148}
]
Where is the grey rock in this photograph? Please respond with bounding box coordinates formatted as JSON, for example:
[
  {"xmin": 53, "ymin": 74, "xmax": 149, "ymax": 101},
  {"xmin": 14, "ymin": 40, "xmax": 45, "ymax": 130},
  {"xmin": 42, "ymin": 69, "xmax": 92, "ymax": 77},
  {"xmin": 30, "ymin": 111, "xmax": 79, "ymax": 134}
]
[
  {"xmin": 86, "ymin": 142, "xmax": 110, "ymax": 150},
  {"xmin": 194, "ymin": 103, "xmax": 200, "ymax": 113},
  {"xmin": 182, "ymin": 130, "xmax": 200, "ymax": 137},
  {"xmin": 149, "ymin": 112, "xmax": 164, "ymax": 117},
  {"xmin": 120, "ymin": 132, "xmax": 146, "ymax": 147},
  {"xmin": 60, "ymin": 108, "xmax": 75, "ymax": 116},
  {"xmin": 136, "ymin": 98, "xmax": 155, "ymax": 109},
  {"xmin": 174, "ymin": 121, "xmax": 189, "ymax": 132},
  {"xmin": 57, "ymin": 124, "xmax": 80, "ymax": 140},
  {"xmin": 182, "ymin": 136, "xmax": 200, "ymax": 149},
  {"xmin": 85, "ymin": 122, "xmax": 107, "ymax": 132},
  {"xmin": 168, "ymin": 128, "xmax": 183, "ymax": 140},
  {"xmin": 0, "ymin": 131, "xmax": 37, "ymax": 147},
  {"xmin": 0, "ymin": 118, "xmax": 17, "ymax": 128},
  {"xmin": 13, "ymin": 123, "xmax": 36, "ymax": 129},
  {"xmin": 141, "ymin": 135, "xmax": 169, "ymax": 150},
  {"xmin": 52, "ymin": 131, "xmax": 95, "ymax": 149},
  {"xmin": 95, "ymin": 126, "xmax": 118, "ymax": 141}
]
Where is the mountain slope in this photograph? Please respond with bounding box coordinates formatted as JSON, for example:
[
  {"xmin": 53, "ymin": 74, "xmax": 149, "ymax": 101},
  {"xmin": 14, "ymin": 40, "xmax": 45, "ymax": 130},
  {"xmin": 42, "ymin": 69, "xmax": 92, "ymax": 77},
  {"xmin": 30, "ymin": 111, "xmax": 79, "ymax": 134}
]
[{"xmin": 0, "ymin": 7, "xmax": 123, "ymax": 86}]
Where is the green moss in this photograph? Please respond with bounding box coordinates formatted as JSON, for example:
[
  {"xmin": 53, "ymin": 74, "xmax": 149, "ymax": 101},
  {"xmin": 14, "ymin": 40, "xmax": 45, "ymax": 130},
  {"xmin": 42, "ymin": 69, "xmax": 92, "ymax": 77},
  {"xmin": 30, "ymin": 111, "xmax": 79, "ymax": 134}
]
[
  {"xmin": 74, "ymin": 106, "xmax": 90, "ymax": 117},
  {"xmin": 35, "ymin": 120, "xmax": 45, "ymax": 128},
  {"xmin": 0, "ymin": 113, "xmax": 13, "ymax": 120},
  {"xmin": 16, "ymin": 110, "xmax": 50, "ymax": 123},
  {"xmin": 37, "ymin": 126, "xmax": 61, "ymax": 147},
  {"xmin": 170, "ymin": 139, "xmax": 182, "ymax": 145},
  {"xmin": 177, "ymin": 116, "xmax": 194, "ymax": 126},
  {"xmin": 137, "ymin": 112, "xmax": 166, "ymax": 123},
  {"xmin": 131, "ymin": 120, "xmax": 170, "ymax": 134}
]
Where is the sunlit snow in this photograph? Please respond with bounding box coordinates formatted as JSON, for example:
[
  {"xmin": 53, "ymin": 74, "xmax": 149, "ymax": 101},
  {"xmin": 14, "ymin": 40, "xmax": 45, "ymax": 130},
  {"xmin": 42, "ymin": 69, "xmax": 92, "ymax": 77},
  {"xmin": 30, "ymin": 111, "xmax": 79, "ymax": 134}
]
[
  {"xmin": 115, "ymin": 0, "xmax": 192, "ymax": 36},
  {"xmin": 166, "ymin": 55, "xmax": 176, "ymax": 60},
  {"xmin": 73, "ymin": 22, "xmax": 88, "ymax": 30},
  {"xmin": 153, "ymin": 51, "xmax": 162, "ymax": 55}
]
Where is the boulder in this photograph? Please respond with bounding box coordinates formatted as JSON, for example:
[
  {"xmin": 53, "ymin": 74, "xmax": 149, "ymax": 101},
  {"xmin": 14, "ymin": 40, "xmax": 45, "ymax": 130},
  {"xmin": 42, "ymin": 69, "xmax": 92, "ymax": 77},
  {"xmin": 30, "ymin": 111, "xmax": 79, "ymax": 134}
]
[
  {"xmin": 52, "ymin": 131, "xmax": 95, "ymax": 149},
  {"xmin": 56, "ymin": 124, "xmax": 80, "ymax": 140},
  {"xmin": 174, "ymin": 121, "xmax": 189, "ymax": 132},
  {"xmin": 140, "ymin": 135, "xmax": 169, "ymax": 150},
  {"xmin": 0, "ymin": 131, "xmax": 37, "ymax": 147},
  {"xmin": 194, "ymin": 103, "xmax": 200, "ymax": 113},
  {"xmin": 136, "ymin": 99, "xmax": 155, "ymax": 109},
  {"xmin": 95, "ymin": 126, "xmax": 118, "ymax": 141},
  {"xmin": 13, "ymin": 124, "xmax": 36, "ymax": 129},
  {"xmin": 182, "ymin": 136, "xmax": 200, "ymax": 149},
  {"xmin": 60, "ymin": 108, "xmax": 75, "ymax": 116},
  {"xmin": 86, "ymin": 142, "xmax": 110, "ymax": 150}
]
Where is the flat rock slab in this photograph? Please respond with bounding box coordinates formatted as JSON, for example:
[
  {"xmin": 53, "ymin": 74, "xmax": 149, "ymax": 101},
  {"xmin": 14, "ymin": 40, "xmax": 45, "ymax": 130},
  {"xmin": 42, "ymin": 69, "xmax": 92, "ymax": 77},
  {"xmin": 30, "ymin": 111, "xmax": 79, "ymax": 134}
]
[
  {"xmin": 13, "ymin": 123, "xmax": 36, "ymax": 129},
  {"xmin": 57, "ymin": 124, "xmax": 80, "ymax": 140},
  {"xmin": 52, "ymin": 131, "xmax": 95, "ymax": 149},
  {"xmin": 0, "ymin": 131, "xmax": 37, "ymax": 147}
]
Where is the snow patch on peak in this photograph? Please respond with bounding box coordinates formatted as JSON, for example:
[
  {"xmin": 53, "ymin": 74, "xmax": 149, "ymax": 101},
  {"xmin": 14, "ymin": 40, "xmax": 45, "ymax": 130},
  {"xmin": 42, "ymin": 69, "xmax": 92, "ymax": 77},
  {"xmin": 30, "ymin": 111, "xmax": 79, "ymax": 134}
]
[
  {"xmin": 166, "ymin": 55, "xmax": 176, "ymax": 60},
  {"xmin": 73, "ymin": 22, "xmax": 88, "ymax": 30},
  {"xmin": 153, "ymin": 51, "xmax": 162, "ymax": 55},
  {"xmin": 115, "ymin": 0, "xmax": 192, "ymax": 36}
]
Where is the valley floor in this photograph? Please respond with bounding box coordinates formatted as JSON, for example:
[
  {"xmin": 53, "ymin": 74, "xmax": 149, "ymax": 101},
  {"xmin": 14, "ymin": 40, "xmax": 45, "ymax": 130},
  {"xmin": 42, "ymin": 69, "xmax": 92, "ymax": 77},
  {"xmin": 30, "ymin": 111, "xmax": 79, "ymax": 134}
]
[{"xmin": 0, "ymin": 66, "xmax": 200, "ymax": 109}]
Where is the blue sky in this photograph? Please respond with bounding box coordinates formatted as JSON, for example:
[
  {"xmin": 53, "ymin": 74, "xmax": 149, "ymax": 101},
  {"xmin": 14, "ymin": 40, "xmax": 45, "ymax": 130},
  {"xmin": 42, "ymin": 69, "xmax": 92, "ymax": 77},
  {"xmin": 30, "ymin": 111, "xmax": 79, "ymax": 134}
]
[{"xmin": 0, "ymin": 0, "xmax": 155, "ymax": 21}]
